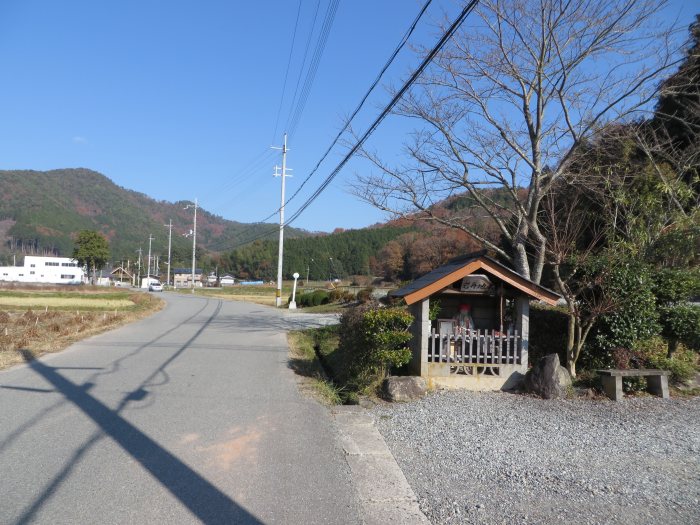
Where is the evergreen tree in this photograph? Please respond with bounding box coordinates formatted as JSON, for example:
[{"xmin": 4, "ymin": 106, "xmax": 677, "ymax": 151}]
[
  {"xmin": 655, "ymin": 14, "xmax": 700, "ymax": 151},
  {"xmin": 73, "ymin": 230, "xmax": 110, "ymax": 284}
]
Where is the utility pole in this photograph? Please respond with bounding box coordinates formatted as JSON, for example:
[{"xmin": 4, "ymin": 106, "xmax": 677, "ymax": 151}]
[
  {"xmin": 184, "ymin": 199, "xmax": 198, "ymax": 293},
  {"xmin": 305, "ymin": 263, "xmax": 310, "ymax": 287},
  {"xmin": 136, "ymin": 247, "xmax": 142, "ymax": 287},
  {"xmin": 273, "ymin": 133, "xmax": 290, "ymax": 307},
  {"xmin": 165, "ymin": 219, "xmax": 172, "ymax": 287},
  {"xmin": 147, "ymin": 234, "xmax": 154, "ymax": 280}
]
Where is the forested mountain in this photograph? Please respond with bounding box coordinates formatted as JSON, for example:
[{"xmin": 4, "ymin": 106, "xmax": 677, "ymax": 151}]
[
  {"xmin": 0, "ymin": 168, "xmax": 512, "ymax": 280},
  {"xmin": 224, "ymin": 226, "xmax": 414, "ymax": 281},
  {"xmin": 220, "ymin": 185, "xmax": 518, "ymax": 281},
  {"xmin": 222, "ymin": 217, "xmax": 499, "ymax": 283},
  {"xmin": 0, "ymin": 168, "xmax": 308, "ymax": 265}
]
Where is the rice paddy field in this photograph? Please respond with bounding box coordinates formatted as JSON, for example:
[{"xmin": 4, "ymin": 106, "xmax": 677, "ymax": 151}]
[{"xmin": 0, "ymin": 285, "xmax": 163, "ymax": 370}]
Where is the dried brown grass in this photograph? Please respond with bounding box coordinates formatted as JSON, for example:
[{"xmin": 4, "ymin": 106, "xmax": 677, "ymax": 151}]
[{"xmin": 0, "ymin": 293, "xmax": 164, "ymax": 370}]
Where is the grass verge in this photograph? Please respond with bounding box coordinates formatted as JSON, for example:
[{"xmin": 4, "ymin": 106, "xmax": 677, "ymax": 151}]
[
  {"xmin": 287, "ymin": 329, "xmax": 342, "ymax": 405},
  {"xmin": 294, "ymin": 302, "xmax": 350, "ymax": 314},
  {"xmin": 0, "ymin": 287, "xmax": 164, "ymax": 370},
  {"xmin": 191, "ymin": 286, "xmax": 354, "ymax": 312}
]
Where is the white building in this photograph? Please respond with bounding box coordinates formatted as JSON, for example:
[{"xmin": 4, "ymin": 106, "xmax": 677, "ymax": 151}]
[
  {"xmin": 140, "ymin": 277, "xmax": 160, "ymax": 289},
  {"xmin": 0, "ymin": 256, "xmax": 85, "ymax": 285}
]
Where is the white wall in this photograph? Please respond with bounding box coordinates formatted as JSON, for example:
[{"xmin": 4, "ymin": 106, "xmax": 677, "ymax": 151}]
[{"xmin": 0, "ymin": 256, "xmax": 85, "ymax": 285}]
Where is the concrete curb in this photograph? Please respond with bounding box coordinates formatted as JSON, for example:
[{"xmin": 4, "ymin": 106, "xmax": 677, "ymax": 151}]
[{"xmin": 333, "ymin": 406, "xmax": 430, "ymax": 525}]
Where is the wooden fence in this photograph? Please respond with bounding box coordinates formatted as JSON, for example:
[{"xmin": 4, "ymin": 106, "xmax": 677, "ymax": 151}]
[{"xmin": 428, "ymin": 328, "xmax": 522, "ymax": 368}]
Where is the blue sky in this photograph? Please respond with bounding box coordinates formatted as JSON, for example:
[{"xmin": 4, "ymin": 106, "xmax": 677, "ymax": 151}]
[{"xmin": 0, "ymin": 1, "xmax": 696, "ymax": 234}]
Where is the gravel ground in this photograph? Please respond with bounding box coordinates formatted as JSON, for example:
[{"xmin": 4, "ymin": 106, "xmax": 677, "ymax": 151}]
[{"xmin": 371, "ymin": 391, "xmax": 700, "ymax": 525}]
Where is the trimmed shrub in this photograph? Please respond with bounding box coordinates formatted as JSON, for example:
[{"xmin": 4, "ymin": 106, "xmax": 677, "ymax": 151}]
[
  {"xmin": 311, "ymin": 290, "xmax": 329, "ymax": 306},
  {"xmin": 293, "ymin": 290, "xmax": 330, "ymax": 307},
  {"xmin": 337, "ymin": 306, "xmax": 413, "ymax": 392}
]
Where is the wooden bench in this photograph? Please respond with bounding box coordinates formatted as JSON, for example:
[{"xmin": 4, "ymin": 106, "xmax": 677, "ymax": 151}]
[{"xmin": 597, "ymin": 369, "xmax": 670, "ymax": 401}]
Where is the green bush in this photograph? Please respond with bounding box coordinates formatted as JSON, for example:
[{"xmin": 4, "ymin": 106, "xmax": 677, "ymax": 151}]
[
  {"xmin": 650, "ymin": 267, "xmax": 700, "ymax": 304},
  {"xmin": 589, "ymin": 262, "xmax": 659, "ymax": 363},
  {"xmin": 659, "ymin": 303, "xmax": 700, "ymax": 351},
  {"xmin": 311, "ymin": 290, "xmax": 329, "ymax": 306},
  {"xmin": 293, "ymin": 290, "xmax": 331, "ymax": 307},
  {"xmin": 337, "ymin": 306, "xmax": 413, "ymax": 392},
  {"xmin": 633, "ymin": 337, "xmax": 698, "ymax": 383},
  {"xmin": 294, "ymin": 291, "xmax": 309, "ymax": 307},
  {"xmin": 326, "ymin": 289, "xmax": 355, "ymax": 304}
]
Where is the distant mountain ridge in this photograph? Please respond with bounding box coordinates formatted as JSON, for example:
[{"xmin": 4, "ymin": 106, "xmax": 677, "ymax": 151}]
[{"xmin": 0, "ymin": 168, "xmax": 308, "ymax": 263}]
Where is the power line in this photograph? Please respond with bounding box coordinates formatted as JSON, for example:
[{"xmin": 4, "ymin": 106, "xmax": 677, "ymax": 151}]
[
  {"xmin": 285, "ymin": 0, "xmax": 321, "ymax": 136},
  {"xmin": 197, "ymin": 147, "xmax": 270, "ymax": 201},
  {"xmin": 285, "ymin": 0, "xmax": 339, "ymax": 139},
  {"xmin": 200, "ymin": 149, "xmax": 277, "ymax": 210},
  {"xmin": 209, "ymin": 0, "xmax": 478, "ymax": 254},
  {"xmin": 284, "ymin": 0, "xmax": 479, "ymax": 228},
  {"xmin": 271, "ymin": 0, "xmax": 303, "ymax": 142},
  {"xmin": 257, "ymin": 0, "xmax": 434, "ymax": 225}
]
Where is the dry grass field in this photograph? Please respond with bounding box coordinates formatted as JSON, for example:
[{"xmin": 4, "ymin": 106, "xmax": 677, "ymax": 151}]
[
  {"xmin": 193, "ymin": 282, "xmax": 347, "ymax": 308},
  {"xmin": 0, "ymin": 286, "xmax": 163, "ymax": 370},
  {"xmin": 194, "ymin": 285, "xmax": 282, "ymax": 306}
]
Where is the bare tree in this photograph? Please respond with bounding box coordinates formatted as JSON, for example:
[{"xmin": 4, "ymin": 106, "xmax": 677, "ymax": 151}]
[
  {"xmin": 353, "ymin": 0, "xmax": 681, "ymax": 284},
  {"xmin": 541, "ymin": 182, "xmax": 617, "ymax": 376}
]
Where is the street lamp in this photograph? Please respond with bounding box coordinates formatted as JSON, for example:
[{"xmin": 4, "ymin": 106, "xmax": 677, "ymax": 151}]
[{"xmin": 289, "ymin": 272, "xmax": 300, "ymax": 309}]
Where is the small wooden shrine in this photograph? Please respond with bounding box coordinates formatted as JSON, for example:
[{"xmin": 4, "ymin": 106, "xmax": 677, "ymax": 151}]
[{"xmin": 390, "ymin": 251, "xmax": 560, "ymax": 390}]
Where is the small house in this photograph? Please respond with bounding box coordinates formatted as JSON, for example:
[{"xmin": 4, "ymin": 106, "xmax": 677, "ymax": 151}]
[
  {"xmin": 173, "ymin": 268, "xmax": 203, "ymax": 288},
  {"xmin": 390, "ymin": 251, "xmax": 559, "ymax": 391},
  {"xmin": 220, "ymin": 275, "xmax": 235, "ymax": 287},
  {"xmin": 110, "ymin": 266, "xmax": 133, "ymax": 287}
]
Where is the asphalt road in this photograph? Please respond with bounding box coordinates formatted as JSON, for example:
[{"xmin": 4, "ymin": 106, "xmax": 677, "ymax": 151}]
[{"xmin": 0, "ymin": 293, "xmax": 359, "ymax": 524}]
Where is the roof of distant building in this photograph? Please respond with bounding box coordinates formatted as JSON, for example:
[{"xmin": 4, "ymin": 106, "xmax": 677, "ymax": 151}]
[{"xmin": 172, "ymin": 268, "xmax": 203, "ymax": 275}]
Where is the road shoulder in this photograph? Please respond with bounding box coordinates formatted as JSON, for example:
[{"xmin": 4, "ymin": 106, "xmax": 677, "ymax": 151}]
[{"xmin": 333, "ymin": 406, "xmax": 430, "ymax": 525}]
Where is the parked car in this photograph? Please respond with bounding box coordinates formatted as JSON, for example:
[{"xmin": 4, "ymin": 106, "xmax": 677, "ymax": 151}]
[{"xmin": 148, "ymin": 282, "xmax": 163, "ymax": 292}]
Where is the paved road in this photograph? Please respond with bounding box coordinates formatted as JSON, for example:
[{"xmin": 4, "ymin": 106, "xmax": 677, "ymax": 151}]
[{"xmin": 0, "ymin": 294, "xmax": 359, "ymax": 524}]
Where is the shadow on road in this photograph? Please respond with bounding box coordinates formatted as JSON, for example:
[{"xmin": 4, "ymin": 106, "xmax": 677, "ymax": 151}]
[
  {"xmin": 17, "ymin": 353, "xmax": 262, "ymax": 525},
  {"xmin": 10, "ymin": 297, "xmax": 263, "ymax": 525}
]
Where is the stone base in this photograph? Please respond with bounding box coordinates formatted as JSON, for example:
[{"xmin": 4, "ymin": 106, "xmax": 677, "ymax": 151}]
[
  {"xmin": 601, "ymin": 375, "xmax": 623, "ymax": 401},
  {"xmin": 424, "ymin": 367, "xmax": 524, "ymax": 391},
  {"xmin": 647, "ymin": 374, "xmax": 670, "ymax": 398}
]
